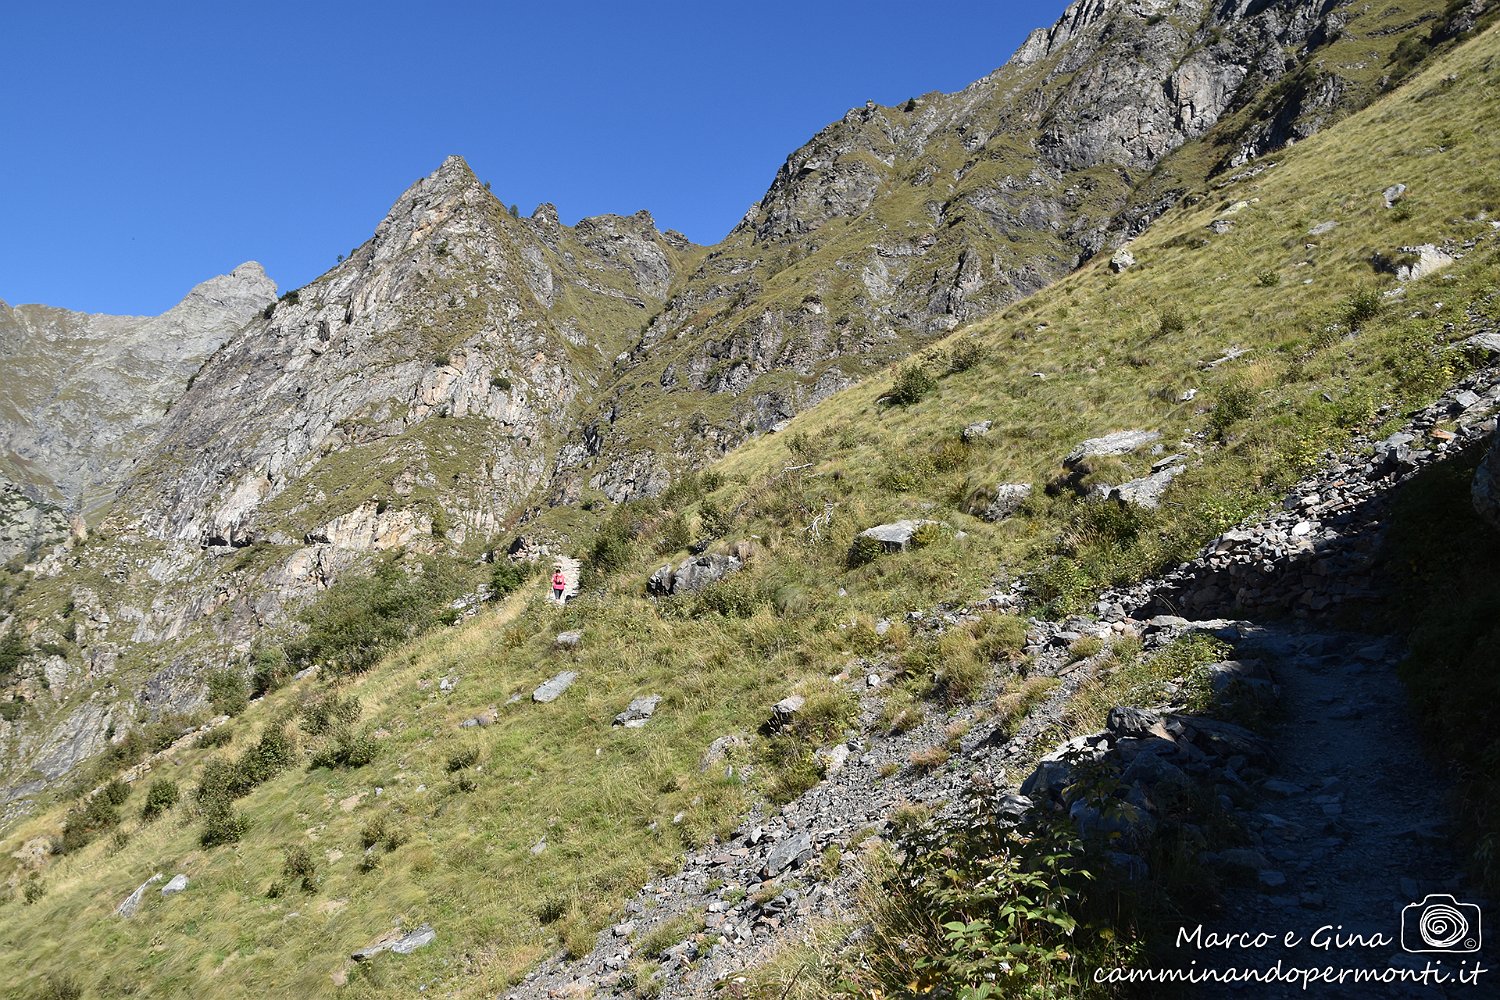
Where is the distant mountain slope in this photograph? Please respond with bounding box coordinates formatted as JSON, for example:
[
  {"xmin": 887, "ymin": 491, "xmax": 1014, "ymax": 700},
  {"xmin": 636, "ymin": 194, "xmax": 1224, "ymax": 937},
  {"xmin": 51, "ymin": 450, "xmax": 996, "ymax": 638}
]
[{"xmin": 0, "ymin": 263, "xmax": 276, "ymax": 516}]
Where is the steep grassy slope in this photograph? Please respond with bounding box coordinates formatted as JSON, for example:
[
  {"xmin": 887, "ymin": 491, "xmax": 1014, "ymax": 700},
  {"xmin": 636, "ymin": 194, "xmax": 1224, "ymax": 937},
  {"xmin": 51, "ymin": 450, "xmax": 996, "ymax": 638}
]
[
  {"xmin": 3, "ymin": 19, "xmax": 1498, "ymax": 1000},
  {"xmin": 556, "ymin": 0, "xmax": 1478, "ymax": 501}
]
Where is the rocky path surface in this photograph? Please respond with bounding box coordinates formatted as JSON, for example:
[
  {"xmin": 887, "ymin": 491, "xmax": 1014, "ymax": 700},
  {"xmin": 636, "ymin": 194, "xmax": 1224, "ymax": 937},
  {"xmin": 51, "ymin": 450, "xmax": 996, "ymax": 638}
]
[
  {"xmin": 1186, "ymin": 626, "xmax": 1491, "ymax": 998},
  {"xmin": 555, "ymin": 556, "xmax": 582, "ymax": 602}
]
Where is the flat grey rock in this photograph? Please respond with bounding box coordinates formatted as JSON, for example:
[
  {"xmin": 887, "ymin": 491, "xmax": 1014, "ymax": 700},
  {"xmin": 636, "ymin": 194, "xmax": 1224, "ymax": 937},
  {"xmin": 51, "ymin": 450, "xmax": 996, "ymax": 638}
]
[
  {"xmin": 1064, "ymin": 430, "xmax": 1160, "ymax": 465},
  {"xmin": 115, "ymin": 873, "xmax": 163, "ymax": 918},
  {"xmin": 161, "ymin": 874, "xmax": 189, "ymax": 896},
  {"xmin": 613, "ymin": 694, "xmax": 662, "ymax": 728},
  {"xmin": 532, "ymin": 671, "xmax": 578, "ymax": 704}
]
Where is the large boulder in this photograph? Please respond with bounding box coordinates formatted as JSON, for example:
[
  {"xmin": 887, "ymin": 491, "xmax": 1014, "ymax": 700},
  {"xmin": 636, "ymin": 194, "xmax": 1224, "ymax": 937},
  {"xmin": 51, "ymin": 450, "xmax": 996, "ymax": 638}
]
[
  {"xmin": 646, "ymin": 553, "xmax": 742, "ymax": 596},
  {"xmin": 1474, "ymin": 428, "xmax": 1500, "ymax": 532},
  {"xmin": 1107, "ymin": 462, "xmax": 1185, "ymax": 509}
]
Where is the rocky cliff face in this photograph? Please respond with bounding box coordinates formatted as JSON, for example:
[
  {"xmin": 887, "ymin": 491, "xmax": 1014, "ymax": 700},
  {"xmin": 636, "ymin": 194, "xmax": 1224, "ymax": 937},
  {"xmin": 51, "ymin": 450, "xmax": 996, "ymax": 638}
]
[
  {"xmin": 0, "ymin": 264, "xmax": 277, "ymax": 517},
  {"xmin": 556, "ymin": 0, "xmax": 1429, "ymax": 501},
  {"xmin": 115, "ymin": 157, "xmax": 694, "ymax": 555}
]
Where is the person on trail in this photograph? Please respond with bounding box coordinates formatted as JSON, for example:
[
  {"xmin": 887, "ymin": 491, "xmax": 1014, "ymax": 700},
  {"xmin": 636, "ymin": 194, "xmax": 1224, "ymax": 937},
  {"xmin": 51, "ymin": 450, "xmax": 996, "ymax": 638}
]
[{"xmin": 552, "ymin": 566, "xmax": 567, "ymax": 603}]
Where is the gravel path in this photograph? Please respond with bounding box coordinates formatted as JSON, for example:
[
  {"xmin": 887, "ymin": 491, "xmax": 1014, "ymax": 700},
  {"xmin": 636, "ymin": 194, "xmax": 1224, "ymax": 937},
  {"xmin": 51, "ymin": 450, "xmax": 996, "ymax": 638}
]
[{"xmin": 1183, "ymin": 625, "xmax": 1493, "ymax": 998}]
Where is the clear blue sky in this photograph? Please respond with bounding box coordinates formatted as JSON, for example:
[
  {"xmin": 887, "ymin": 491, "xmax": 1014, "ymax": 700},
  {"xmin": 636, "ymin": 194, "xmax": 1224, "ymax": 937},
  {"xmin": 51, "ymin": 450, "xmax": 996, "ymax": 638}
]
[{"xmin": 1, "ymin": 1, "xmax": 1068, "ymax": 316}]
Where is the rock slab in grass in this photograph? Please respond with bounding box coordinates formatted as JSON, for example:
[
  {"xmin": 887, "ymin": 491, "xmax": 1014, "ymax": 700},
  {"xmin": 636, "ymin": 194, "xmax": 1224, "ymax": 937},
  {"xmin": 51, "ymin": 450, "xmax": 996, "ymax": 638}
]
[
  {"xmin": 856, "ymin": 519, "xmax": 941, "ymax": 551},
  {"xmin": 1382, "ymin": 183, "xmax": 1407, "ymax": 208},
  {"xmin": 1064, "ymin": 430, "xmax": 1160, "ymax": 466},
  {"xmin": 768, "ymin": 695, "xmax": 805, "ymax": 730},
  {"xmin": 1110, "ymin": 246, "xmax": 1135, "ymax": 272},
  {"xmin": 533, "ymin": 671, "xmax": 578, "ymax": 704},
  {"xmin": 161, "ymin": 874, "xmax": 189, "ymax": 896},
  {"xmin": 647, "ymin": 553, "xmax": 743, "ymax": 596},
  {"xmin": 554, "ymin": 630, "xmax": 583, "ymax": 649},
  {"xmin": 115, "ymin": 873, "xmax": 163, "ymax": 917},
  {"xmin": 352, "ymin": 924, "xmax": 436, "ymax": 961},
  {"xmin": 613, "ymin": 694, "xmax": 662, "ymax": 728},
  {"xmin": 983, "ymin": 483, "xmax": 1032, "ymax": 522}
]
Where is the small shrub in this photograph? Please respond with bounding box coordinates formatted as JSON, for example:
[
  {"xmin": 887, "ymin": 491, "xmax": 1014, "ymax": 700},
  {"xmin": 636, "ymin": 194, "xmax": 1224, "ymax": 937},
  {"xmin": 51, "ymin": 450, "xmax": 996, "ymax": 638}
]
[
  {"xmin": 698, "ymin": 500, "xmax": 732, "ymax": 537},
  {"xmin": 1342, "ymin": 287, "xmax": 1383, "ymax": 329},
  {"xmin": 489, "ymin": 558, "xmax": 532, "ymax": 600},
  {"xmin": 1067, "ymin": 635, "xmax": 1105, "ymax": 662},
  {"xmin": 947, "ymin": 339, "xmax": 987, "ymax": 373},
  {"xmin": 309, "ymin": 728, "xmax": 379, "ymax": 769},
  {"xmin": 847, "ymin": 535, "xmax": 885, "ymax": 568},
  {"xmin": 446, "ymin": 746, "xmax": 480, "ymax": 772},
  {"xmin": 199, "ymin": 798, "xmax": 249, "ymax": 847},
  {"xmin": 1157, "ymin": 305, "xmax": 1187, "ymax": 337},
  {"xmin": 300, "ymin": 693, "xmax": 362, "ymax": 736},
  {"xmin": 22, "ymin": 879, "xmax": 45, "ymax": 905},
  {"xmin": 100, "ymin": 779, "xmax": 131, "ymax": 807},
  {"xmin": 455, "ymin": 774, "xmax": 478, "ymax": 793},
  {"xmin": 278, "ymin": 845, "xmax": 320, "ymax": 894},
  {"xmin": 205, "ymin": 669, "xmax": 248, "ymax": 717},
  {"xmin": 142, "ymin": 779, "xmax": 180, "ymax": 820},
  {"xmin": 1256, "ymin": 269, "xmax": 1281, "ymax": 287},
  {"xmin": 491, "ymin": 374, "xmax": 512, "ymax": 390},
  {"xmin": 909, "ymin": 522, "xmax": 942, "ymax": 549},
  {"xmin": 195, "ymin": 725, "xmax": 233, "ymax": 750},
  {"xmin": 249, "ymin": 644, "xmax": 291, "ymax": 697},
  {"xmin": 536, "ymin": 895, "xmax": 569, "ymax": 925},
  {"xmin": 889, "ymin": 363, "xmax": 937, "ymax": 405},
  {"xmin": 37, "ymin": 975, "xmax": 83, "ymax": 1000}
]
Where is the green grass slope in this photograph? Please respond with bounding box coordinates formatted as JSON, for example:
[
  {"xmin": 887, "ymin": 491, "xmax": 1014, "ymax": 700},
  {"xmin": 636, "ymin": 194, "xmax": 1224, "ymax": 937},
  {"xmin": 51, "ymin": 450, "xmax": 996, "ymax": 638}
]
[{"xmin": 4, "ymin": 18, "xmax": 1500, "ymax": 1000}]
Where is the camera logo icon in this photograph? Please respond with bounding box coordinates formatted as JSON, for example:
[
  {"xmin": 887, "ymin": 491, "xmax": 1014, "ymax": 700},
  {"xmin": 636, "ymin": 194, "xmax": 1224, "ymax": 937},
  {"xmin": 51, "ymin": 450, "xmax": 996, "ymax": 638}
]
[{"xmin": 1401, "ymin": 894, "xmax": 1482, "ymax": 953}]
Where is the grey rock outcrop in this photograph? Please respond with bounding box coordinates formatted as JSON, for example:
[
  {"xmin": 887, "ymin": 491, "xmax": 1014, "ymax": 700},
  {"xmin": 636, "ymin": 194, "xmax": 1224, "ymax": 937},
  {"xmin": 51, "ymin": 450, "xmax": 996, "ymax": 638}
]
[
  {"xmin": 1064, "ymin": 430, "xmax": 1160, "ymax": 465},
  {"xmin": 115, "ymin": 873, "xmax": 164, "ymax": 918},
  {"xmin": 982, "ymin": 484, "xmax": 1033, "ymax": 522},
  {"xmin": 855, "ymin": 519, "xmax": 942, "ymax": 552},
  {"xmin": 646, "ymin": 554, "xmax": 742, "ymax": 596}
]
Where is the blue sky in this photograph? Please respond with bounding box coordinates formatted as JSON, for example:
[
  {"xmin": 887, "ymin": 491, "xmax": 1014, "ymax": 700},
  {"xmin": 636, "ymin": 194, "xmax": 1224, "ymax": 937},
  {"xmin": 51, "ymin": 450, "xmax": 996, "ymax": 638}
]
[{"xmin": 1, "ymin": 1, "xmax": 1068, "ymax": 315}]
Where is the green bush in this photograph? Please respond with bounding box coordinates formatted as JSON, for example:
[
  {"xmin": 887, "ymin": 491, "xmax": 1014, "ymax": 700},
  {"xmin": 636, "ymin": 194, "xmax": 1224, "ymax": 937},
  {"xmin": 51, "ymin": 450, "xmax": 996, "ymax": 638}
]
[
  {"xmin": 35, "ymin": 973, "xmax": 81, "ymax": 1000},
  {"xmin": 0, "ymin": 630, "xmax": 28, "ymax": 681},
  {"xmin": 657, "ymin": 513, "xmax": 691, "ymax": 554},
  {"xmin": 22, "ymin": 879, "xmax": 45, "ymax": 906},
  {"xmin": 698, "ymin": 500, "xmax": 732, "ymax": 537},
  {"xmin": 59, "ymin": 792, "xmax": 121, "ymax": 854},
  {"xmin": 142, "ymin": 779, "xmax": 180, "ymax": 820},
  {"xmin": 847, "ymin": 535, "xmax": 885, "ymax": 568},
  {"xmin": 947, "ymin": 339, "xmax": 987, "ymax": 374},
  {"xmin": 446, "ymin": 746, "xmax": 480, "ymax": 772},
  {"xmin": 100, "ymin": 779, "xmax": 131, "ymax": 807},
  {"xmin": 286, "ymin": 559, "xmax": 464, "ymax": 676},
  {"xmin": 205, "ymin": 669, "xmax": 248, "ymax": 717},
  {"xmin": 299, "ymin": 694, "xmax": 361, "ymax": 736},
  {"xmin": 1341, "ymin": 287, "xmax": 1383, "ymax": 329},
  {"xmin": 489, "ymin": 558, "xmax": 533, "ymax": 600},
  {"xmin": 889, "ymin": 363, "xmax": 937, "ymax": 405},
  {"xmin": 249, "ymin": 644, "xmax": 291, "ymax": 696},
  {"xmin": 199, "ymin": 797, "xmax": 249, "ymax": 847},
  {"xmin": 269, "ymin": 845, "xmax": 319, "ymax": 895},
  {"xmin": 491, "ymin": 374, "xmax": 512, "ymax": 390},
  {"xmin": 309, "ymin": 727, "xmax": 378, "ymax": 769},
  {"xmin": 1208, "ymin": 378, "xmax": 1257, "ymax": 438}
]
